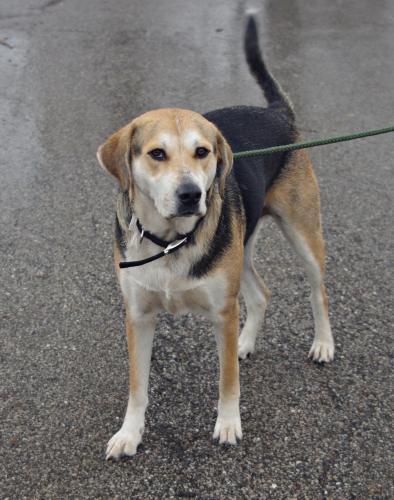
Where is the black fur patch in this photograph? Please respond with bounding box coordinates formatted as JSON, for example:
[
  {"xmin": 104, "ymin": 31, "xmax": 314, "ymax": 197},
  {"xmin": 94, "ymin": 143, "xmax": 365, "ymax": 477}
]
[
  {"xmin": 115, "ymin": 214, "xmax": 127, "ymax": 257},
  {"xmin": 122, "ymin": 190, "xmax": 133, "ymax": 224},
  {"xmin": 204, "ymin": 105, "xmax": 297, "ymax": 242},
  {"xmin": 114, "ymin": 191, "xmax": 133, "ymax": 257}
]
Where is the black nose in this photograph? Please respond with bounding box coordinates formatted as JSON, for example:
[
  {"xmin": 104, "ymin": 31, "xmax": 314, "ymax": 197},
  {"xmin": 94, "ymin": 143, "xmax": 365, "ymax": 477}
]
[{"xmin": 177, "ymin": 183, "xmax": 202, "ymax": 207}]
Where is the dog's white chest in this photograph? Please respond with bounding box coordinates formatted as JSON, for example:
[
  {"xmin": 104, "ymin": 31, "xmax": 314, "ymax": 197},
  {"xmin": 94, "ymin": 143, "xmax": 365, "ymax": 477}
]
[
  {"xmin": 128, "ymin": 264, "xmax": 192, "ymax": 293},
  {"xmin": 120, "ymin": 263, "xmax": 226, "ymax": 318},
  {"xmin": 159, "ymin": 288, "xmax": 204, "ymax": 315}
]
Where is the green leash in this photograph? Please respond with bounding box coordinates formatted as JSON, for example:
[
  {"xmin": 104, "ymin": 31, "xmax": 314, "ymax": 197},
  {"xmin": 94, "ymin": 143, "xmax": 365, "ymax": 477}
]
[{"xmin": 233, "ymin": 125, "xmax": 394, "ymax": 159}]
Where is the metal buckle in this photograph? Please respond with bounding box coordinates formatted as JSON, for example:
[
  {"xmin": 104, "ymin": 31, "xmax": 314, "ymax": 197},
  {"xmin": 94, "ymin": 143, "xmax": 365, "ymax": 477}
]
[{"xmin": 163, "ymin": 237, "xmax": 187, "ymax": 254}]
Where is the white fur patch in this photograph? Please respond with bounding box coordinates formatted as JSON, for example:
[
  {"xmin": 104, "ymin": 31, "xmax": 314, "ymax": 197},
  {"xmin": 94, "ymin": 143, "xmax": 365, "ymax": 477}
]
[
  {"xmin": 183, "ymin": 130, "xmax": 203, "ymax": 150},
  {"xmin": 213, "ymin": 398, "xmax": 242, "ymax": 444},
  {"xmin": 157, "ymin": 132, "xmax": 177, "ymax": 149}
]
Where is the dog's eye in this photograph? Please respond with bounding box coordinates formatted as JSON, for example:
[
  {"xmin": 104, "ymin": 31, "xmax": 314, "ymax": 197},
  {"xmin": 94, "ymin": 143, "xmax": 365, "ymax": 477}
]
[
  {"xmin": 149, "ymin": 148, "xmax": 166, "ymax": 161},
  {"xmin": 195, "ymin": 147, "xmax": 210, "ymax": 159}
]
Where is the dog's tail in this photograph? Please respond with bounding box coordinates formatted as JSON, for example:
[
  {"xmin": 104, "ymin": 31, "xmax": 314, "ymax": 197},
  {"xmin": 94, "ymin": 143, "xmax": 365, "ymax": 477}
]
[{"xmin": 244, "ymin": 14, "xmax": 294, "ymax": 120}]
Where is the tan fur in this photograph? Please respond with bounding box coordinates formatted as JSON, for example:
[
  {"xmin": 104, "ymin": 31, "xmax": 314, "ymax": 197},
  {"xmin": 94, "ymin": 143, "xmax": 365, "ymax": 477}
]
[
  {"xmin": 97, "ymin": 123, "xmax": 135, "ymax": 191},
  {"xmin": 215, "ymin": 208, "xmax": 245, "ymax": 294},
  {"xmin": 213, "ymin": 209, "xmax": 244, "ymax": 401},
  {"xmin": 266, "ymin": 149, "xmax": 326, "ymax": 274},
  {"xmin": 218, "ymin": 297, "xmax": 240, "ymax": 400}
]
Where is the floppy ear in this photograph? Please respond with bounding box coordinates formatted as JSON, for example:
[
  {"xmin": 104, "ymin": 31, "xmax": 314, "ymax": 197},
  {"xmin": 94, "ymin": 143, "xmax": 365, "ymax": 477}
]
[
  {"xmin": 96, "ymin": 122, "xmax": 135, "ymax": 191},
  {"xmin": 216, "ymin": 130, "xmax": 233, "ymax": 199}
]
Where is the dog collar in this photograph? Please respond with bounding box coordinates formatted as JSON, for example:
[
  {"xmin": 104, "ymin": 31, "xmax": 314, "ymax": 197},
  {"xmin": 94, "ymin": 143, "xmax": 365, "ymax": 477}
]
[{"xmin": 119, "ymin": 217, "xmax": 203, "ymax": 269}]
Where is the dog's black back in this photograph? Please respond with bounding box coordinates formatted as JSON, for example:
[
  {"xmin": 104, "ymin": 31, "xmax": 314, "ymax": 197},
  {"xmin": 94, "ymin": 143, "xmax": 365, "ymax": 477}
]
[{"xmin": 204, "ymin": 16, "xmax": 297, "ymax": 242}]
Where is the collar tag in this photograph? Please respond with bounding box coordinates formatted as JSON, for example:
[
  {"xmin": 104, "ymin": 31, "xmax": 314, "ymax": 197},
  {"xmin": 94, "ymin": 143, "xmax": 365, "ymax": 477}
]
[{"xmin": 164, "ymin": 237, "xmax": 187, "ymax": 254}]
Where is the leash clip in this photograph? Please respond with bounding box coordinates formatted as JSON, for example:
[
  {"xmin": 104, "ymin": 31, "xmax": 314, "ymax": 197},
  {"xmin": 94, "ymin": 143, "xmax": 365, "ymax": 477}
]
[
  {"xmin": 139, "ymin": 228, "xmax": 145, "ymax": 243},
  {"xmin": 164, "ymin": 237, "xmax": 187, "ymax": 254}
]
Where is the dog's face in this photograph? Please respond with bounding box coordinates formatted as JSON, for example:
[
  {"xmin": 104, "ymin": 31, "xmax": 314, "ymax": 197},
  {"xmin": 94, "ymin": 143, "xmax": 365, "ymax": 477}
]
[{"xmin": 97, "ymin": 109, "xmax": 233, "ymax": 219}]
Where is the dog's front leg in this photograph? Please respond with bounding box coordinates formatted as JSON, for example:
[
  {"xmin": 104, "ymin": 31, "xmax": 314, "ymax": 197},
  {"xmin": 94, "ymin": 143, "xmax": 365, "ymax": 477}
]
[
  {"xmin": 213, "ymin": 297, "xmax": 242, "ymax": 444},
  {"xmin": 106, "ymin": 308, "xmax": 156, "ymax": 460}
]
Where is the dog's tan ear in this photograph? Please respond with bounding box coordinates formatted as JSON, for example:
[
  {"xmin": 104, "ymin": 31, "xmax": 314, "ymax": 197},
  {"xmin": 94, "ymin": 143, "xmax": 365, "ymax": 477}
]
[
  {"xmin": 97, "ymin": 123, "xmax": 135, "ymax": 191},
  {"xmin": 216, "ymin": 130, "xmax": 233, "ymax": 198}
]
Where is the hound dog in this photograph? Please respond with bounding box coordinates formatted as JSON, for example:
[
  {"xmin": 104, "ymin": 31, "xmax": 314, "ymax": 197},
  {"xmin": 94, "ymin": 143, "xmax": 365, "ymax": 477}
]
[{"xmin": 97, "ymin": 16, "xmax": 334, "ymax": 460}]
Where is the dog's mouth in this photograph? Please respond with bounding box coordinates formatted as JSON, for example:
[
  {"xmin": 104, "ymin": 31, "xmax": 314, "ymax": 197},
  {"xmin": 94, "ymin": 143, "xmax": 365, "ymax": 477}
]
[
  {"xmin": 167, "ymin": 210, "xmax": 202, "ymax": 219},
  {"xmin": 177, "ymin": 209, "xmax": 201, "ymax": 217}
]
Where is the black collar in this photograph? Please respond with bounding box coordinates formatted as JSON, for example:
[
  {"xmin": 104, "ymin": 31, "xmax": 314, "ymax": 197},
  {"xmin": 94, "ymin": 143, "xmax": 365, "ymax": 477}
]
[
  {"xmin": 119, "ymin": 216, "xmax": 204, "ymax": 269},
  {"xmin": 136, "ymin": 218, "xmax": 196, "ymax": 248}
]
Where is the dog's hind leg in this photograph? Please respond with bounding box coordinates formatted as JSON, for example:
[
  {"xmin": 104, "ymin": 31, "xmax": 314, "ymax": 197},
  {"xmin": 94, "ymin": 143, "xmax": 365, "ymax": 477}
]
[
  {"xmin": 274, "ymin": 216, "xmax": 334, "ymax": 362},
  {"xmin": 238, "ymin": 221, "xmax": 271, "ymax": 359},
  {"xmin": 266, "ymin": 150, "xmax": 334, "ymax": 362}
]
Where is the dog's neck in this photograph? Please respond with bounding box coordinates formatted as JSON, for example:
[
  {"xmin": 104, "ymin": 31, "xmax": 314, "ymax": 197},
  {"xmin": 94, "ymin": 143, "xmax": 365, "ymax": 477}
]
[{"xmin": 123, "ymin": 187, "xmax": 200, "ymax": 241}]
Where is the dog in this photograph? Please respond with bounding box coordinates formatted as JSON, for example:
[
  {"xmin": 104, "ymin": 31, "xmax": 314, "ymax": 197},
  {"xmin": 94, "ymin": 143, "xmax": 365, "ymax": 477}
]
[{"xmin": 97, "ymin": 15, "xmax": 334, "ymax": 460}]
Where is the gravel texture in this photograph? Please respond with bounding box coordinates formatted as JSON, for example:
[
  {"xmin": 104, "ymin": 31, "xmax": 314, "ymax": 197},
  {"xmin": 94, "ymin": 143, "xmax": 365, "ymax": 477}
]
[{"xmin": 0, "ymin": 0, "xmax": 393, "ymax": 498}]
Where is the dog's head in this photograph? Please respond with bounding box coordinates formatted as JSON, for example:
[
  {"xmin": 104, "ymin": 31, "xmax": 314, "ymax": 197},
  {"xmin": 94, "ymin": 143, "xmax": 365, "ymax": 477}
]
[{"xmin": 97, "ymin": 108, "xmax": 233, "ymax": 219}]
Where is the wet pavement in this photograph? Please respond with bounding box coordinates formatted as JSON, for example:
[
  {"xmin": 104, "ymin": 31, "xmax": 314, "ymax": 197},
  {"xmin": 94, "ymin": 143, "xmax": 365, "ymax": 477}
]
[{"xmin": 1, "ymin": 0, "xmax": 393, "ymax": 498}]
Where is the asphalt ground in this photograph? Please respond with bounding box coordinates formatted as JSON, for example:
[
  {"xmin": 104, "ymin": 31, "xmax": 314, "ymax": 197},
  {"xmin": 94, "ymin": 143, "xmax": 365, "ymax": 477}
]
[{"xmin": 0, "ymin": 0, "xmax": 393, "ymax": 498}]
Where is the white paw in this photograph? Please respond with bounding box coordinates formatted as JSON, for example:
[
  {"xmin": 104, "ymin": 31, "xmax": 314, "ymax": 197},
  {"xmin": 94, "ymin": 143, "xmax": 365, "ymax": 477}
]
[
  {"xmin": 308, "ymin": 340, "xmax": 334, "ymax": 363},
  {"xmin": 238, "ymin": 335, "xmax": 255, "ymax": 359},
  {"xmin": 106, "ymin": 427, "xmax": 143, "ymax": 460},
  {"xmin": 213, "ymin": 416, "xmax": 242, "ymax": 444}
]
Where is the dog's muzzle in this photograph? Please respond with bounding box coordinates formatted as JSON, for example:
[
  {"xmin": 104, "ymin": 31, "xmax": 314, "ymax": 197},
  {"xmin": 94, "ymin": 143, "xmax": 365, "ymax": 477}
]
[{"xmin": 176, "ymin": 182, "xmax": 202, "ymax": 216}]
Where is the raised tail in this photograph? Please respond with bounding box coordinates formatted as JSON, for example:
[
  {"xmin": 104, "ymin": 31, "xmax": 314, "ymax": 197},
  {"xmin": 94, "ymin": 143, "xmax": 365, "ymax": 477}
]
[{"xmin": 244, "ymin": 14, "xmax": 294, "ymax": 120}]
